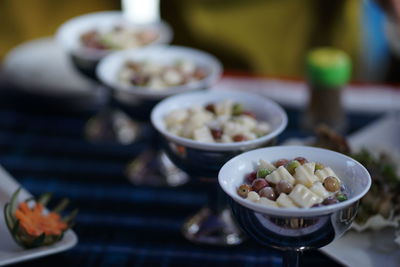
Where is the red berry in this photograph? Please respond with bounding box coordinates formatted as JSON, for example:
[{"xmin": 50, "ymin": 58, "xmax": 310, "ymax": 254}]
[
  {"xmin": 210, "ymin": 129, "xmax": 223, "ymax": 140},
  {"xmin": 323, "ymin": 197, "xmax": 338, "ymax": 205},
  {"xmin": 276, "ymin": 180, "xmax": 293, "ymax": 194},
  {"xmin": 246, "ymin": 171, "xmax": 257, "ymax": 183},
  {"xmin": 233, "ymin": 134, "xmax": 247, "ymax": 142},
  {"xmin": 259, "ymin": 187, "xmax": 276, "ymax": 200},
  {"xmin": 294, "ymin": 157, "xmax": 308, "ymax": 165},
  {"xmin": 237, "ymin": 184, "xmax": 252, "ymax": 198},
  {"xmin": 205, "ymin": 103, "xmax": 215, "ymax": 113},
  {"xmin": 193, "ymin": 69, "xmax": 206, "ymax": 80},
  {"xmin": 312, "ymin": 203, "xmax": 323, "ymax": 208},
  {"xmin": 252, "ymin": 178, "xmax": 268, "ymax": 192},
  {"xmin": 274, "ymin": 159, "xmax": 289, "ymax": 168}
]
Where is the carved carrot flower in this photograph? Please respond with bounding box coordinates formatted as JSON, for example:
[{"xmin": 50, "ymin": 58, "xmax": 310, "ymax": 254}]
[{"xmin": 4, "ymin": 188, "xmax": 78, "ymax": 248}]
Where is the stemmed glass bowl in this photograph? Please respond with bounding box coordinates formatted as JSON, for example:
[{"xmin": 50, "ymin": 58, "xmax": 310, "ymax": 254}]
[
  {"xmin": 97, "ymin": 45, "xmax": 222, "ymax": 122},
  {"xmin": 56, "ymin": 11, "xmax": 172, "ymax": 79},
  {"xmin": 97, "ymin": 45, "xmax": 222, "ymax": 186},
  {"xmin": 218, "ymin": 146, "xmax": 371, "ymax": 266},
  {"xmin": 151, "ymin": 90, "xmax": 288, "ymax": 245},
  {"xmin": 56, "ymin": 11, "xmax": 172, "ymax": 143}
]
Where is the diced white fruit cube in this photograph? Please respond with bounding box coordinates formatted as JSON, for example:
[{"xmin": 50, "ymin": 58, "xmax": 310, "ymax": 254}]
[
  {"xmin": 217, "ymin": 115, "xmax": 230, "ymax": 124},
  {"xmin": 142, "ymin": 61, "xmax": 162, "ymax": 74},
  {"xmin": 205, "ymin": 119, "xmax": 221, "ymax": 130},
  {"xmin": 309, "ymin": 182, "xmax": 331, "ymax": 199},
  {"xmin": 193, "ymin": 126, "xmax": 214, "ymax": 143},
  {"xmin": 289, "ymin": 184, "xmax": 323, "ymax": 208},
  {"xmin": 235, "ymin": 115, "xmax": 257, "ymax": 130},
  {"xmin": 276, "ymin": 193, "xmax": 298, "ymax": 208},
  {"xmin": 119, "ymin": 68, "xmax": 133, "ymax": 83},
  {"xmin": 178, "ymin": 60, "xmax": 196, "ymax": 74},
  {"xmin": 215, "ymin": 100, "xmax": 234, "ymax": 116},
  {"xmin": 168, "ymin": 124, "xmax": 183, "ymax": 136},
  {"xmin": 148, "ymin": 77, "xmax": 165, "ymax": 89},
  {"xmin": 189, "ymin": 105, "xmax": 203, "ymax": 114},
  {"xmin": 315, "ymin": 167, "xmax": 339, "ymax": 182},
  {"xmin": 258, "ymin": 197, "xmax": 278, "ymax": 207},
  {"xmin": 246, "ymin": 191, "xmax": 260, "ymax": 202},
  {"xmin": 303, "ymin": 162, "xmax": 315, "ymax": 173},
  {"xmin": 163, "ymin": 69, "xmax": 183, "ymax": 85},
  {"xmin": 258, "ymin": 159, "xmax": 276, "ymax": 171},
  {"xmin": 266, "ymin": 166, "xmax": 296, "ymax": 185},
  {"xmin": 223, "ymin": 121, "xmax": 247, "ymax": 137},
  {"xmin": 165, "ymin": 109, "xmax": 188, "ymax": 127},
  {"xmin": 243, "ymin": 132, "xmax": 257, "ymax": 141},
  {"xmin": 254, "ymin": 122, "xmax": 271, "ymax": 135},
  {"xmin": 294, "ymin": 163, "xmax": 319, "ymax": 187},
  {"xmin": 186, "ymin": 111, "xmax": 213, "ymax": 130},
  {"xmin": 221, "ymin": 134, "xmax": 232, "ymax": 143}
]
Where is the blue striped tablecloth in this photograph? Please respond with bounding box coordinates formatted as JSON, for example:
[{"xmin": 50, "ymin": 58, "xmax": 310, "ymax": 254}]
[{"xmin": 0, "ymin": 88, "xmax": 380, "ymax": 267}]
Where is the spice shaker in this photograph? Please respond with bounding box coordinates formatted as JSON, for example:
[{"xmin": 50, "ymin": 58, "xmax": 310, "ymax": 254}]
[{"xmin": 302, "ymin": 47, "xmax": 351, "ymax": 134}]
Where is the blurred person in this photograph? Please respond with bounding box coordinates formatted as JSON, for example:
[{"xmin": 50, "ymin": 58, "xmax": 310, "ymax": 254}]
[
  {"xmin": 162, "ymin": 0, "xmax": 361, "ymax": 78},
  {"xmin": 376, "ymin": 0, "xmax": 400, "ymax": 23},
  {"xmin": 0, "ymin": 0, "xmax": 396, "ymax": 81},
  {"xmin": 375, "ymin": 0, "xmax": 400, "ymax": 82}
]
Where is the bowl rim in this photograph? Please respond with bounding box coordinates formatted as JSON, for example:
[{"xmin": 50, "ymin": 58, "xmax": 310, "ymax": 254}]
[
  {"xmin": 55, "ymin": 10, "xmax": 173, "ymax": 60},
  {"xmin": 96, "ymin": 45, "xmax": 223, "ymax": 99},
  {"xmin": 150, "ymin": 90, "xmax": 288, "ymax": 151},
  {"xmin": 218, "ymin": 145, "xmax": 372, "ymax": 217}
]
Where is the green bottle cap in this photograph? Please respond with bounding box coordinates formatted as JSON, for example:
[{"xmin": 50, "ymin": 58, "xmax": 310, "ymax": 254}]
[{"xmin": 306, "ymin": 47, "xmax": 352, "ymax": 88}]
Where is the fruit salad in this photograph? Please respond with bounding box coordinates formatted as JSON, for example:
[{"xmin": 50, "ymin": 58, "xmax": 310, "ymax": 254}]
[
  {"xmin": 80, "ymin": 25, "xmax": 158, "ymax": 50},
  {"xmin": 165, "ymin": 100, "xmax": 272, "ymax": 143},
  {"xmin": 118, "ymin": 60, "xmax": 206, "ymax": 89},
  {"xmin": 237, "ymin": 157, "xmax": 348, "ymax": 208}
]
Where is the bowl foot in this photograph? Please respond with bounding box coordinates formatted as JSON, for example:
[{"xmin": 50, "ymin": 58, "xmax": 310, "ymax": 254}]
[
  {"xmin": 85, "ymin": 108, "xmax": 140, "ymax": 144},
  {"xmin": 126, "ymin": 150, "xmax": 189, "ymax": 187},
  {"xmin": 182, "ymin": 207, "xmax": 245, "ymax": 246}
]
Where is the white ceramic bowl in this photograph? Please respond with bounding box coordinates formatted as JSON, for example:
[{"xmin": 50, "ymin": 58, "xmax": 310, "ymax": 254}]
[
  {"xmin": 56, "ymin": 11, "xmax": 172, "ymax": 61},
  {"xmin": 219, "ymin": 146, "xmax": 371, "ymax": 217},
  {"xmin": 97, "ymin": 45, "xmax": 223, "ymax": 100},
  {"xmin": 151, "ymin": 90, "xmax": 287, "ymax": 152}
]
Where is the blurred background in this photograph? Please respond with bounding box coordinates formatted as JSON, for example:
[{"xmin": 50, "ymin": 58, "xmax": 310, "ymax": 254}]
[{"xmin": 0, "ymin": 0, "xmax": 399, "ymax": 82}]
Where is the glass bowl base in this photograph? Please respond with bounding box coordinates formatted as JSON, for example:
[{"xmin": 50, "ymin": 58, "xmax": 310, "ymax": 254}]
[
  {"xmin": 85, "ymin": 108, "xmax": 140, "ymax": 144},
  {"xmin": 126, "ymin": 150, "xmax": 189, "ymax": 187},
  {"xmin": 182, "ymin": 207, "xmax": 245, "ymax": 246}
]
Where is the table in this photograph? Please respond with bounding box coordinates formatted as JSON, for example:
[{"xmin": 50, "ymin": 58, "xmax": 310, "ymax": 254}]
[{"xmin": 0, "ymin": 81, "xmax": 381, "ymax": 267}]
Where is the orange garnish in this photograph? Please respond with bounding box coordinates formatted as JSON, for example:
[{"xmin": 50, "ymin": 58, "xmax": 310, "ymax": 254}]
[{"xmin": 15, "ymin": 202, "xmax": 67, "ymax": 237}]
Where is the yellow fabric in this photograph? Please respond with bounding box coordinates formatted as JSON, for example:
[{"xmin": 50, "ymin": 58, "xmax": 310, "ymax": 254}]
[
  {"xmin": 176, "ymin": 0, "xmax": 361, "ymax": 77},
  {"xmin": 0, "ymin": 0, "xmax": 117, "ymax": 60},
  {"xmin": 0, "ymin": 0, "xmax": 361, "ymax": 77}
]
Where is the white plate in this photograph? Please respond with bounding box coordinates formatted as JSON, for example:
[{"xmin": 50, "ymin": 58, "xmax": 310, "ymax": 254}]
[
  {"xmin": 321, "ymin": 230, "xmax": 400, "ymax": 267},
  {"xmin": 0, "ymin": 166, "xmax": 78, "ymax": 266},
  {"xmin": 320, "ymin": 112, "xmax": 400, "ymax": 267},
  {"xmin": 2, "ymin": 37, "xmax": 97, "ymax": 99},
  {"xmin": 218, "ymin": 76, "xmax": 400, "ymax": 114}
]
